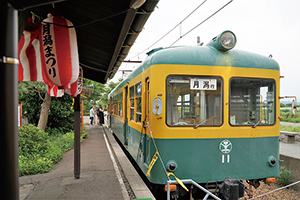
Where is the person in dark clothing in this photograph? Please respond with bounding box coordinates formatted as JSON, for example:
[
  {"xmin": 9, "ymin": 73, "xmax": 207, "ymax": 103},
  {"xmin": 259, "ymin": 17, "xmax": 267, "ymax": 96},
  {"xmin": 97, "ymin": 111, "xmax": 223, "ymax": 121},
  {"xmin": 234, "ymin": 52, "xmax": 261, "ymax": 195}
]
[
  {"xmin": 99, "ymin": 105, "xmax": 104, "ymax": 125},
  {"xmin": 96, "ymin": 106, "xmax": 100, "ymax": 125}
]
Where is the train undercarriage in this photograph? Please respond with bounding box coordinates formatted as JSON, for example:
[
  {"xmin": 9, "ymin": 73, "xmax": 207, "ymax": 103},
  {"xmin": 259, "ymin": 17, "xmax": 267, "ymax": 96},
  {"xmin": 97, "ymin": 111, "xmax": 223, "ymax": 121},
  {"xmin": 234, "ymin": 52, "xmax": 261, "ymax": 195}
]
[{"xmin": 150, "ymin": 177, "xmax": 275, "ymax": 200}]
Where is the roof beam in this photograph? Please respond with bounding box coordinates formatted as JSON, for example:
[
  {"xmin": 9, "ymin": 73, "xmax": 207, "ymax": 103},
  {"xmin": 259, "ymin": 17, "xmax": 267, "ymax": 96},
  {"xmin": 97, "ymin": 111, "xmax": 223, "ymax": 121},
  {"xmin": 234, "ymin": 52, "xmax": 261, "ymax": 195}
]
[
  {"xmin": 105, "ymin": 8, "xmax": 136, "ymax": 82},
  {"xmin": 10, "ymin": 0, "xmax": 68, "ymax": 11}
]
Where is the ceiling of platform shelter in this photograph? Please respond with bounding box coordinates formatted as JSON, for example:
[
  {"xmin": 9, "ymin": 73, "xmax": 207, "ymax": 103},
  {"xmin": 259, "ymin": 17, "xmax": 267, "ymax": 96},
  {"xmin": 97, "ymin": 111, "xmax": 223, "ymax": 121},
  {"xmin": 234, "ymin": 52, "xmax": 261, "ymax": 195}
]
[{"xmin": 8, "ymin": 0, "xmax": 159, "ymax": 84}]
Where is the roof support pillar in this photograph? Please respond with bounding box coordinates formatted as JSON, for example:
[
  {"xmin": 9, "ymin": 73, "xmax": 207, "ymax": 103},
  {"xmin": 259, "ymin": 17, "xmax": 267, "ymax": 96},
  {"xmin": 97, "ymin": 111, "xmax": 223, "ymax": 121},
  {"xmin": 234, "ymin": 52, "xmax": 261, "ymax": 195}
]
[
  {"xmin": 0, "ymin": 2, "xmax": 19, "ymax": 199},
  {"xmin": 74, "ymin": 95, "xmax": 81, "ymax": 179}
]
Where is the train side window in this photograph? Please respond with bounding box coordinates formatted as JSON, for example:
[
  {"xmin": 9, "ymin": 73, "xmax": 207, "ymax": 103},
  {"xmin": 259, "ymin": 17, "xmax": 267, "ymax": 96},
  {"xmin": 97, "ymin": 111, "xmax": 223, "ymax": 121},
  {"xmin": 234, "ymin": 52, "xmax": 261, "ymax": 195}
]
[
  {"xmin": 130, "ymin": 99, "xmax": 134, "ymax": 120},
  {"xmin": 119, "ymin": 102, "xmax": 123, "ymax": 117},
  {"xmin": 135, "ymin": 82, "xmax": 142, "ymax": 123},
  {"xmin": 229, "ymin": 78, "xmax": 276, "ymax": 126},
  {"xmin": 130, "ymin": 86, "xmax": 135, "ymax": 121},
  {"xmin": 166, "ymin": 75, "xmax": 223, "ymax": 126},
  {"xmin": 119, "ymin": 92, "xmax": 123, "ymax": 116},
  {"xmin": 130, "ymin": 86, "xmax": 134, "ymax": 98},
  {"xmin": 113, "ymin": 103, "xmax": 118, "ymax": 115}
]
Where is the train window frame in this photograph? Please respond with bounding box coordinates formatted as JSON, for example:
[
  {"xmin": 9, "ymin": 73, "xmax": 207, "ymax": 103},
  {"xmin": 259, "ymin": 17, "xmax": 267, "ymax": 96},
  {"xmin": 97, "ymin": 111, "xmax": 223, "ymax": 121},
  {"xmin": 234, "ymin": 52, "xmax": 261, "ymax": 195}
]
[
  {"xmin": 135, "ymin": 82, "xmax": 142, "ymax": 123},
  {"xmin": 119, "ymin": 92, "xmax": 123, "ymax": 117},
  {"xmin": 111, "ymin": 92, "xmax": 123, "ymax": 117},
  {"xmin": 130, "ymin": 86, "xmax": 134, "ymax": 98},
  {"xmin": 113, "ymin": 102, "xmax": 118, "ymax": 116},
  {"xmin": 130, "ymin": 98, "xmax": 134, "ymax": 121},
  {"xmin": 229, "ymin": 77, "xmax": 276, "ymax": 127},
  {"xmin": 165, "ymin": 75, "xmax": 224, "ymax": 127},
  {"xmin": 129, "ymin": 85, "xmax": 135, "ymax": 121}
]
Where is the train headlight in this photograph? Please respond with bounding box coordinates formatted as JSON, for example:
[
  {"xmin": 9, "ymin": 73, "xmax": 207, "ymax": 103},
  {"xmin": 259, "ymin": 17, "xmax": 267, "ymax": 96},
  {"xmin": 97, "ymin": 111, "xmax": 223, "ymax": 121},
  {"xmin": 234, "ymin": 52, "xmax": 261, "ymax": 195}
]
[
  {"xmin": 166, "ymin": 160, "xmax": 178, "ymax": 172},
  {"xmin": 268, "ymin": 155, "xmax": 277, "ymax": 167},
  {"xmin": 207, "ymin": 30, "xmax": 237, "ymax": 51}
]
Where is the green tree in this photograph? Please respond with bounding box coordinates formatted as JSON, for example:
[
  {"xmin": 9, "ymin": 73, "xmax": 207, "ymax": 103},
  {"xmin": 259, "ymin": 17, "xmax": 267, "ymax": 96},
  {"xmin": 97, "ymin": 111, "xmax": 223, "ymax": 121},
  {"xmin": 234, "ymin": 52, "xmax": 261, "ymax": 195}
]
[
  {"xmin": 46, "ymin": 95, "xmax": 74, "ymax": 134},
  {"xmin": 82, "ymin": 78, "xmax": 122, "ymax": 115},
  {"xmin": 19, "ymin": 82, "xmax": 47, "ymax": 127},
  {"xmin": 18, "ymin": 82, "xmax": 74, "ymax": 133}
]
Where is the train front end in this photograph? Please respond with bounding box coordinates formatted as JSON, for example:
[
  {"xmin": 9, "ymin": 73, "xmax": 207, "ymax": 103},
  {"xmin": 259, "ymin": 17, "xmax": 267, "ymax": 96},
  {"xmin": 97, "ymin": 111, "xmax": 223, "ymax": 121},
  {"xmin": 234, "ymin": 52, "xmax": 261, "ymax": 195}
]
[{"xmin": 144, "ymin": 31, "xmax": 280, "ymax": 199}]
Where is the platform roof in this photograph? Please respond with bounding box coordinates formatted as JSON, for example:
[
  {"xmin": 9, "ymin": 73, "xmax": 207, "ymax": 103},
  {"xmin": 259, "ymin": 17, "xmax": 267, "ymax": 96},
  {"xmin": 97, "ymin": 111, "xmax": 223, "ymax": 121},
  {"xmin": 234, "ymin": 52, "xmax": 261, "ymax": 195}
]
[{"xmin": 9, "ymin": 0, "xmax": 159, "ymax": 83}]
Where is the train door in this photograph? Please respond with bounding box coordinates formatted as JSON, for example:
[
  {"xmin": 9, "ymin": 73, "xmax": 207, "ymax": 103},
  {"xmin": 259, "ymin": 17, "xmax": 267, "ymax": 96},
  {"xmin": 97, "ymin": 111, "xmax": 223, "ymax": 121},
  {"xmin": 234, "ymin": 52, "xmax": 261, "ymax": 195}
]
[
  {"xmin": 144, "ymin": 78, "xmax": 151, "ymax": 165},
  {"xmin": 124, "ymin": 86, "xmax": 128, "ymax": 146}
]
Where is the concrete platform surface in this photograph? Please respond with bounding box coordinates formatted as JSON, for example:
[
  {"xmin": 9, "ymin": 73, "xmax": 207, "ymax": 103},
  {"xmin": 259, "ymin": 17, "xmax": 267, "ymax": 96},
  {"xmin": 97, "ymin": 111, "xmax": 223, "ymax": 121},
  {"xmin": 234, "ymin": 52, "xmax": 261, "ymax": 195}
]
[{"xmin": 19, "ymin": 125, "xmax": 155, "ymax": 200}]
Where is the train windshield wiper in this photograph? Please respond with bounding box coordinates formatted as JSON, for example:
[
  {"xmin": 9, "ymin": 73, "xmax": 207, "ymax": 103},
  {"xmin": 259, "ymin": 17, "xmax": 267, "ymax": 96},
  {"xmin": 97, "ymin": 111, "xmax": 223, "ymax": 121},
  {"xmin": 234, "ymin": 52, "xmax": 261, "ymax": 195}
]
[
  {"xmin": 252, "ymin": 119, "xmax": 262, "ymax": 128},
  {"xmin": 194, "ymin": 114, "xmax": 216, "ymax": 129},
  {"xmin": 253, "ymin": 109, "xmax": 271, "ymax": 128}
]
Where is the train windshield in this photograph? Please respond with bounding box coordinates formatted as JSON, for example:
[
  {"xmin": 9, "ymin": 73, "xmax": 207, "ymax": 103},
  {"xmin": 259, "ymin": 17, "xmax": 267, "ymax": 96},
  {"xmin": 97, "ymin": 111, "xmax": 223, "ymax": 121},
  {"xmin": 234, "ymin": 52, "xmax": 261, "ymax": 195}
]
[
  {"xmin": 166, "ymin": 75, "xmax": 223, "ymax": 126},
  {"xmin": 229, "ymin": 78, "xmax": 276, "ymax": 126}
]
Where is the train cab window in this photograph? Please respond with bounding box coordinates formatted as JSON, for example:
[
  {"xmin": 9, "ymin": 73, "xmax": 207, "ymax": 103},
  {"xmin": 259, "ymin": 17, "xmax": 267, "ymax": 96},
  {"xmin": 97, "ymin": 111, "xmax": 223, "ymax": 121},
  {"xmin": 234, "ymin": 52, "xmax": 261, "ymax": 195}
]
[
  {"xmin": 166, "ymin": 75, "xmax": 223, "ymax": 126},
  {"xmin": 229, "ymin": 78, "xmax": 275, "ymax": 126}
]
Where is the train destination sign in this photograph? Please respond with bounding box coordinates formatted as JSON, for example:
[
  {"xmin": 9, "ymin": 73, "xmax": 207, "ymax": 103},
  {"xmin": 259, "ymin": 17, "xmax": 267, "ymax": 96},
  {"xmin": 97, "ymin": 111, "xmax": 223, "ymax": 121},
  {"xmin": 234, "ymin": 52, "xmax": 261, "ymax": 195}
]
[{"xmin": 190, "ymin": 78, "xmax": 217, "ymax": 90}]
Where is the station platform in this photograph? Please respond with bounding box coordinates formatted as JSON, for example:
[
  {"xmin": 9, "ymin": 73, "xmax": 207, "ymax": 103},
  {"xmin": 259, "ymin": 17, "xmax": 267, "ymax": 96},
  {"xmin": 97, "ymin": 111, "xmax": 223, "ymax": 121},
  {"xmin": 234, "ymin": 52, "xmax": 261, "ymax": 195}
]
[
  {"xmin": 19, "ymin": 121, "xmax": 300, "ymax": 199},
  {"xmin": 19, "ymin": 124, "xmax": 155, "ymax": 200}
]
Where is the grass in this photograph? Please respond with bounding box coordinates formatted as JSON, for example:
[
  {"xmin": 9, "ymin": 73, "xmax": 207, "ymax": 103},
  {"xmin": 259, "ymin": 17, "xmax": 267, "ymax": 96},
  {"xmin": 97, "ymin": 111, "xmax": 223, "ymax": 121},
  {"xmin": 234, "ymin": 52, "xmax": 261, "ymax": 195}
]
[{"xmin": 280, "ymin": 125, "xmax": 300, "ymax": 133}]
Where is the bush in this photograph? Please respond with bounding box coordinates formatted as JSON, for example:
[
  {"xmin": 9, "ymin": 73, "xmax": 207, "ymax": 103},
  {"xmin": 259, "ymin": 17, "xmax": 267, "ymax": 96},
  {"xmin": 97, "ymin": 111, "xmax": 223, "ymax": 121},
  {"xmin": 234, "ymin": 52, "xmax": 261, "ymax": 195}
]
[
  {"xmin": 277, "ymin": 166, "xmax": 292, "ymax": 186},
  {"xmin": 18, "ymin": 124, "xmax": 80, "ymax": 176},
  {"xmin": 18, "ymin": 124, "xmax": 50, "ymax": 157},
  {"xmin": 19, "ymin": 155, "xmax": 53, "ymax": 176},
  {"xmin": 280, "ymin": 109, "xmax": 300, "ymax": 123},
  {"xmin": 81, "ymin": 130, "xmax": 89, "ymax": 139}
]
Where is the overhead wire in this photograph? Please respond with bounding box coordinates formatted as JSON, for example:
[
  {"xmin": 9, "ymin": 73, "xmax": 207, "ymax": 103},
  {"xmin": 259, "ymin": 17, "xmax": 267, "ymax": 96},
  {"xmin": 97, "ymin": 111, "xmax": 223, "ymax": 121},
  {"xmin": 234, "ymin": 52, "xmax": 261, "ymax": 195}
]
[
  {"xmin": 128, "ymin": 0, "xmax": 234, "ymax": 60},
  {"xmin": 128, "ymin": 0, "xmax": 207, "ymax": 60},
  {"xmin": 169, "ymin": 0, "xmax": 233, "ymax": 46}
]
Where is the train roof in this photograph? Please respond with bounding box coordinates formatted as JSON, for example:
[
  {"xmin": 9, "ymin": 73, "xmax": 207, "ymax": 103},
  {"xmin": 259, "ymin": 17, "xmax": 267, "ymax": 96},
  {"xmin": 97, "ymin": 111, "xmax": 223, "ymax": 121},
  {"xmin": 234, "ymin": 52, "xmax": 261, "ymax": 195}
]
[
  {"xmin": 109, "ymin": 45, "xmax": 280, "ymax": 97},
  {"xmin": 145, "ymin": 45, "xmax": 280, "ymax": 70}
]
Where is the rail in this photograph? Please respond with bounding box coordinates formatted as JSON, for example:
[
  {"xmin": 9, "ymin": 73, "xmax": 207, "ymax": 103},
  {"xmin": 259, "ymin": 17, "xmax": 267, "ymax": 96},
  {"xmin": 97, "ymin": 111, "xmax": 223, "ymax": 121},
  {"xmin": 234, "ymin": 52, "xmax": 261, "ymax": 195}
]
[
  {"xmin": 167, "ymin": 179, "xmax": 221, "ymax": 200},
  {"xmin": 251, "ymin": 179, "xmax": 300, "ymax": 199}
]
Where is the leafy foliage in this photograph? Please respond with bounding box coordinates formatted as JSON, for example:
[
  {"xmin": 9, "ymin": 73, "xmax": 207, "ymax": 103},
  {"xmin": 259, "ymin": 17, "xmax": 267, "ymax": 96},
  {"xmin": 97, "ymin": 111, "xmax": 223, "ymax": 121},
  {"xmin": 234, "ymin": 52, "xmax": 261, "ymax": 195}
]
[
  {"xmin": 46, "ymin": 94, "xmax": 74, "ymax": 134},
  {"xmin": 19, "ymin": 124, "xmax": 50, "ymax": 157},
  {"xmin": 277, "ymin": 166, "xmax": 292, "ymax": 186},
  {"xmin": 18, "ymin": 124, "xmax": 53, "ymax": 175},
  {"xmin": 280, "ymin": 103, "xmax": 300, "ymax": 107},
  {"xmin": 18, "ymin": 124, "xmax": 88, "ymax": 176},
  {"xmin": 19, "ymin": 82, "xmax": 74, "ymax": 133},
  {"xmin": 19, "ymin": 82, "xmax": 46, "ymax": 125},
  {"xmin": 280, "ymin": 109, "xmax": 300, "ymax": 123},
  {"xmin": 82, "ymin": 78, "xmax": 122, "ymax": 115}
]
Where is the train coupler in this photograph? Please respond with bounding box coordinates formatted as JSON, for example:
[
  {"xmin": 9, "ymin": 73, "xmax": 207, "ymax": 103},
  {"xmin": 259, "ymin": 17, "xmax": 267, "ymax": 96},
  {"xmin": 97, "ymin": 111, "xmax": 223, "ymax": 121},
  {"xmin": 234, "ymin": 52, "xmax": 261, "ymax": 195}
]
[{"xmin": 219, "ymin": 177, "xmax": 245, "ymax": 200}]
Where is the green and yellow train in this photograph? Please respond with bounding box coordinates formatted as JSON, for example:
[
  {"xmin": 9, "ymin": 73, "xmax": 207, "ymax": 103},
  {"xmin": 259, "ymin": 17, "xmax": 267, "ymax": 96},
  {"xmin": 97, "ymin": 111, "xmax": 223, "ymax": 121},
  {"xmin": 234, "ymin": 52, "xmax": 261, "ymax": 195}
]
[{"xmin": 108, "ymin": 31, "xmax": 280, "ymax": 199}]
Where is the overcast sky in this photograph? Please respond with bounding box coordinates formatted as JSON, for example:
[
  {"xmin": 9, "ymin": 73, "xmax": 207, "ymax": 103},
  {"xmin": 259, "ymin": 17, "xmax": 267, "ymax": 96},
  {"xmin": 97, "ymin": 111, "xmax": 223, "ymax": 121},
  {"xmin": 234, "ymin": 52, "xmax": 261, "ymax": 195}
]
[{"xmin": 112, "ymin": 0, "xmax": 300, "ymax": 102}]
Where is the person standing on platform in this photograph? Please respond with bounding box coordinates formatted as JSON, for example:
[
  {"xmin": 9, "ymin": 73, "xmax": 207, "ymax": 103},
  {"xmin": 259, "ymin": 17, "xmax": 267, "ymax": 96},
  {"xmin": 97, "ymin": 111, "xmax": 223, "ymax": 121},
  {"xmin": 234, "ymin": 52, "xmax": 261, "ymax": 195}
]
[
  {"xmin": 99, "ymin": 105, "xmax": 104, "ymax": 126},
  {"xmin": 90, "ymin": 106, "xmax": 94, "ymax": 125},
  {"xmin": 96, "ymin": 106, "xmax": 100, "ymax": 125}
]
